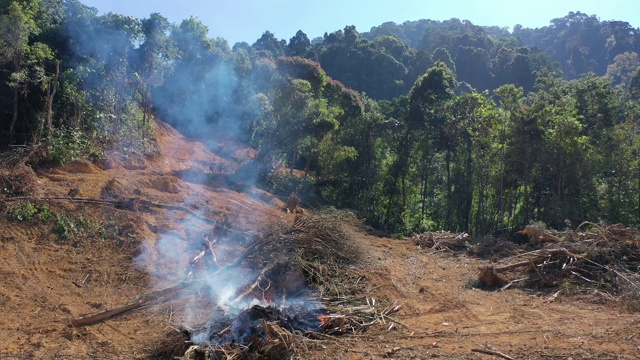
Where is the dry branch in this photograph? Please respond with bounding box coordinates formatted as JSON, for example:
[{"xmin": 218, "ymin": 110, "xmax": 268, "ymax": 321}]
[
  {"xmin": 70, "ymin": 281, "xmax": 195, "ymax": 327},
  {"xmin": 70, "ymin": 232, "xmax": 276, "ymax": 327},
  {"xmin": 471, "ymin": 348, "xmax": 514, "ymax": 360},
  {"xmin": 518, "ymin": 223, "xmax": 562, "ymax": 243},
  {"xmin": 411, "ymin": 231, "xmax": 469, "ymax": 250},
  {"xmin": 227, "ymin": 263, "xmax": 277, "ymax": 307},
  {"xmin": 1, "ymin": 196, "xmax": 219, "ymax": 225}
]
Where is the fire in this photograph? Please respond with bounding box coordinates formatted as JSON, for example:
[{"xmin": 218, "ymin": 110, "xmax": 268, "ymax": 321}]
[{"xmin": 317, "ymin": 314, "xmax": 331, "ymax": 325}]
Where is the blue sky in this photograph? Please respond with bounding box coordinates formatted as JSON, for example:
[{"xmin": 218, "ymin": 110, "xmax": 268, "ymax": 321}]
[{"xmin": 79, "ymin": 0, "xmax": 639, "ymax": 45}]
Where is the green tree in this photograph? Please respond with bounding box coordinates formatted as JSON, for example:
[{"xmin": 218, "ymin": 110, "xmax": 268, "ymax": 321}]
[
  {"xmin": 253, "ymin": 31, "xmax": 284, "ymax": 58},
  {"xmin": 432, "ymin": 47, "xmax": 455, "ymax": 75},
  {"xmin": 405, "ymin": 61, "xmax": 455, "ymax": 230},
  {"xmin": 136, "ymin": 12, "xmax": 173, "ymax": 124},
  {"xmin": 287, "ymin": 30, "xmax": 310, "ymax": 57},
  {"xmin": 455, "ymin": 46, "xmax": 492, "ymax": 90},
  {"xmin": 629, "ymin": 68, "xmax": 640, "ymax": 100},
  {"xmin": 0, "ymin": 0, "xmax": 52, "ymax": 143}
]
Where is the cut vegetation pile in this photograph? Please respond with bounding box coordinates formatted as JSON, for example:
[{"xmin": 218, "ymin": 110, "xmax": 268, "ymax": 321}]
[
  {"xmin": 412, "ymin": 222, "xmax": 640, "ymax": 307},
  {"xmin": 482, "ymin": 223, "xmax": 640, "ymax": 303},
  {"xmin": 177, "ymin": 210, "xmax": 401, "ymax": 359}
]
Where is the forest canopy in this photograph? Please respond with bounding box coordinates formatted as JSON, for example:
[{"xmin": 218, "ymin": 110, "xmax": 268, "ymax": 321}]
[{"xmin": 1, "ymin": 1, "xmax": 639, "ymax": 235}]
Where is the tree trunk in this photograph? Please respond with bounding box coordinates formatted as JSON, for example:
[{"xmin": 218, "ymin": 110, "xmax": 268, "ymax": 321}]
[
  {"xmin": 475, "ymin": 173, "xmax": 486, "ymax": 235},
  {"xmin": 9, "ymin": 87, "xmax": 19, "ymax": 144},
  {"xmin": 637, "ymin": 162, "xmax": 640, "ymax": 224},
  {"xmin": 290, "ymin": 149, "xmax": 297, "ymax": 175},
  {"xmin": 445, "ymin": 146, "xmax": 452, "ymax": 228},
  {"xmin": 46, "ymin": 61, "xmax": 60, "ymax": 142}
]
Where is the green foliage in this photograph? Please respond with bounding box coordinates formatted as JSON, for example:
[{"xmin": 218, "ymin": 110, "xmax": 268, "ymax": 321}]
[
  {"xmin": 52, "ymin": 213, "xmax": 78, "ymax": 239},
  {"xmin": 7, "ymin": 200, "xmax": 52, "ymax": 222},
  {"xmin": 629, "ymin": 69, "xmax": 640, "ymax": 100},
  {"xmin": 52, "ymin": 213, "xmax": 110, "ymax": 242},
  {"xmin": 252, "ymin": 30, "xmax": 284, "ymax": 58},
  {"xmin": 4, "ymin": 200, "xmax": 111, "ymax": 242},
  {"xmin": 261, "ymin": 168, "xmax": 315, "ymax": 202},
  {"xmin": 45, "ymin": 126, "xmax": 90, "ymax": 164},
  {"xmin": 111, "ymin": 106, "xmax": 159, "ymax": 159},
  {"xmin": 1, "ymin": 4, "xmax": 640, "ymax": 238}
]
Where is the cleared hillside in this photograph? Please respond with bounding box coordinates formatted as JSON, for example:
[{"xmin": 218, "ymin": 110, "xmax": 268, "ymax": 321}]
[{"xmin": 0, "ymin": 120, "xmax": 638, "ymax": 359}]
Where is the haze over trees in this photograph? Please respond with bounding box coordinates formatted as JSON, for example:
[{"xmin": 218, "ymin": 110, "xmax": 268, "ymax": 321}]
[{"xmin": 1, "ymin": 1, "xmax": 639, "ymax": 234}]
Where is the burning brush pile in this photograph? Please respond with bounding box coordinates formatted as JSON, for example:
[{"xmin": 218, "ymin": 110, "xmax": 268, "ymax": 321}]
[
  {"xmin": 169, "ymin": 210, "xmax": 396, "ymax": 359},
  {"xmin": 475, "ymin": 222, "xmax": 640, "ymax": 305},
  {"xmin": 70, "ymin": 209, "xmax": 397, "ymax": 358}
]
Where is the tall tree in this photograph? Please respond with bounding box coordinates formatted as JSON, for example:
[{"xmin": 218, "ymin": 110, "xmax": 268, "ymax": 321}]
[
  {"xmin": 252, "ymin": 31, "xmax": 284, "ymax": 58},
  {"xmin": 287, "ymin": 30, "xmax": 310, "ymax": 57},
  {"xmin": 136, "ymin": 12, "xmax": 173, "ymax": 124},
  {"xmin": 406, "ymin": 61, "xmax": 455, "ymax": 230},
  {"xmin": 0, "ymin": 0, "xmax": 51, "ymax": 143},
  {"xmin": 606, "ymin": 51, "xmax": 640, "ymax": 87}
]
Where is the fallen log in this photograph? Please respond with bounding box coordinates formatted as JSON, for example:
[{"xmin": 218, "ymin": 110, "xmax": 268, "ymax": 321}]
[
  {"xmin": 494, "ymin": 248, "xmax": 583, "ymax": 272},
  {"xmin": 70, "ymin": 235, "xmax": 272, "ymax": 327},
  {"xmin": 71, "ymin": 281, "xmax": 195, "ymax": 327}
]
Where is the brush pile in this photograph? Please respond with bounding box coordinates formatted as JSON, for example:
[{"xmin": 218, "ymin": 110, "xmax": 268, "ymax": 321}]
[
  {"xmin": 179, "ymin": 210, "xmax": 398, "ymax": 359},
  {"xmin": 183, "ymin": 303, "xmax": 324, "ymax": 360},
  {"xmin": 411, "ymin": 231, "xmax": 469, "ymax": 251},
  {"xmin": 477, "ymin": 222, "xmax": 640, "ymax": 303},
  {"xmin": 0, "ymin": 164, "xmax": 37, "ymax": 197}
]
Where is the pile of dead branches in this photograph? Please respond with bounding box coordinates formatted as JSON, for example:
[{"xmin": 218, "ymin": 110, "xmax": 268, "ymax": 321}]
[
  {"xmin": 411, "ymin": 231, "xmax": 469, "ymax": 251},
  {"xmin": 72, "ymin": 210, "xmax": 394, "ymax": 359},
  {"xmin": 319, "ymin": 297, "xmax": 402, "ymax": 335},
  {"xmin": 181, "ymin": 298, "xmax": 402, "ymax": 360},
  {"xmin": 183, "ymin": 304, "xmax": 322, "ymax": 360},
  {"xmin": 0, "ymin": 163, "xmax": 38, "ymax": 197},
  {"xmin": 177, "ymin": 210, "xmax": 380, "ymax": 359},
  {"xmin": 477, "ymin": 222, "xmax": 640, "ymax": 303},
  {"xmin": 245, "ymin": 210, "xmax": 365, "ymax": 299}
]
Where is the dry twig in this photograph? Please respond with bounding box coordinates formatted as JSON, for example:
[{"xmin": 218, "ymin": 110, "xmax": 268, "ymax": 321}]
[{"xmin": 471, "ymin": 348, "xmax": 514, "ymax": 360}]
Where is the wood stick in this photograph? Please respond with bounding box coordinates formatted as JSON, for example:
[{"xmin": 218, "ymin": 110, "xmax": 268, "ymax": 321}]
[
  {"xmin": 494, "ymin": 248, "xmax": 584, "ymax": 273},
  {"xmin": 0, "ymin": 196, "xmax": 216, "ymax": 224},
  {"xmin": 494, "ymin": 260, "xmax": 534, "ymax": 272},
  {"xmin": 0, "ymin": 196, "xmax": 224, "ymax": 226},
  {"xmin": 471, "ymin": 348, "xmax": 514, "ymax": 360},
  {"xmin": 71, "ymin": 281, "xmax": 195, "ymax": 327},
  {"xmin": 69, "ymin": 233, "xmax": 270, "ymax": 327},
  {"xmin": 227, "ymin": 263, "xmax": 276, "ymax": 307}
]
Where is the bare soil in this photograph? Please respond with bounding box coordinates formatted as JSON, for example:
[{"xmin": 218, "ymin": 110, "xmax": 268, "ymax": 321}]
[{"xmin": 1, "ymin": 120, "xmax": 639, "ymax": 359}]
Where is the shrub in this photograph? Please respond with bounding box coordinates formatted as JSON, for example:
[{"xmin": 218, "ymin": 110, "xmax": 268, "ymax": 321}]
[
  {"xmin": 7, "ymin": 201, "xmax": 54, "ymax": 222},
  {"xmin": 45, "ymin": 127, "xmax": 91, "ymax": 165}
]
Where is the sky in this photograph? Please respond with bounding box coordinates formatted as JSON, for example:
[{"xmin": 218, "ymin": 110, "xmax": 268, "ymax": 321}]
[{"xmin": 79, "ymin": 0, "xmax": 639, "ymax": 46}]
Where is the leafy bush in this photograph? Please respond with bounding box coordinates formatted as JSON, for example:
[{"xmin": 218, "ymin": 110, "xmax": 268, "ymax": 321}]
[
  {"xmin": 7, "ymin": 201, "xmax": 54, "ymax": 222},
  {"xmin": 45, "ymin": 127, "xmax": 92, "ymax": 165},
  {"xmin": 261, "ymin": 168, "xmax": 316, "ymax": 204},
  {"xmin": 52, "ymin": 214, "xmax": 80, "ymax": 239},
  {"xmin": 112, "ymin": 108, "xmax": 160, "ymax": 160},
  {"xmin": 52, "ymin": 214, "xmax": 110, "ymax": 243}
]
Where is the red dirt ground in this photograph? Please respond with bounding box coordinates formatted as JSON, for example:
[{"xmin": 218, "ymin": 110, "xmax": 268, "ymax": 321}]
[{"xmin": 1, "ymin": 120, "xmax": 639, "ymax": 359}]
